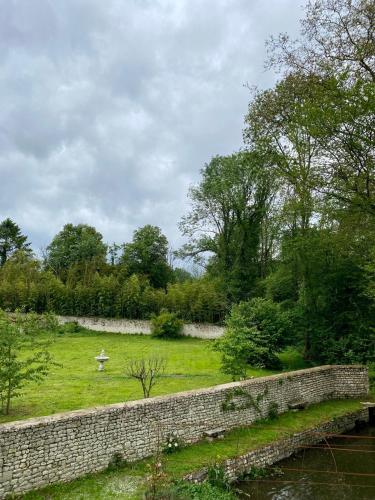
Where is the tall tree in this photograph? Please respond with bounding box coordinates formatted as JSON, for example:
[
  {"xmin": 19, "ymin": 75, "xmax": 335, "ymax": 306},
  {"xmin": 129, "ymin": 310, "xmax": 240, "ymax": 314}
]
[
  {"xmin": 0, "ymin": 218, "xmax": 31, "ymax": 266},
  {"xmin": 303, "ymin": 76, "xmax": 375, "ymax": 217},
  {"xmin": 244, "ymin": 73, "xmax": 322, "ymax": 234},
  {"xmin": 179, "ymin": 151, "xmax": 275, "ymax": 301},
  {"xmin": 121, "ymin": 225, "xmax": 172, "ymax": 289},
  {"xmin": 268, "ymin": 0, "xmax": 375, "ymax": 82},
  {"xmin": 244, "ymin": 0, "xmax": 375, "ymax": 364},
  {"xmin": 45, "ymin": 224, "xmax": 107, "ymax": 283}
]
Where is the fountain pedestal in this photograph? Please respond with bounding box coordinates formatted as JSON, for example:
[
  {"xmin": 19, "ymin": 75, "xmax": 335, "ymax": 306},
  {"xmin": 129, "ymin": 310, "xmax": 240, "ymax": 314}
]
[{"xmin": 95, "ymin": 349, "xmax": 109, "ymax": 371}]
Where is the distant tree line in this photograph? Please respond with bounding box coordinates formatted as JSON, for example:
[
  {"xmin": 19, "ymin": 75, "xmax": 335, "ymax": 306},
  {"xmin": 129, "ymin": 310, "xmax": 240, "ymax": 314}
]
[{"xmin": 0, "ymin": 220, "xmax": 227, "ymax": 323}]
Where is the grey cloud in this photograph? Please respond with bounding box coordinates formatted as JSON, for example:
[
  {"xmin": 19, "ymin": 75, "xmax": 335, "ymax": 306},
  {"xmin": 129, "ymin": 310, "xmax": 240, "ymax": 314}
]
[{"xmin": 0, "ymin": 0, "xmax": 303, "ymax": 252}]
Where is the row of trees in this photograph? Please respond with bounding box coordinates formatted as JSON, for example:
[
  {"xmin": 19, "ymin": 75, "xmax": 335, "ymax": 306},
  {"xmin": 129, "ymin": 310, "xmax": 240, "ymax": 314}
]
[
  {"xmin": 0, "ymin": 223, "xmax": 227, "ymax": 323},
  {"xmin": 0, "ymin": 220, "xmax": 178, "ymax": 289}
]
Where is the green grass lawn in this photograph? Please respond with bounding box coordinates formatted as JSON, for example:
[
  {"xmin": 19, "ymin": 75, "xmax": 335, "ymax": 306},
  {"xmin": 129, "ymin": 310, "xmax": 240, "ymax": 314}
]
[
  {"xmin": 1, "ymin": 328, "xmax": 279, "ymax": 424},
  {"xmin": 23, "ymin": 398, "xmax": 365, "ymax": 500}
]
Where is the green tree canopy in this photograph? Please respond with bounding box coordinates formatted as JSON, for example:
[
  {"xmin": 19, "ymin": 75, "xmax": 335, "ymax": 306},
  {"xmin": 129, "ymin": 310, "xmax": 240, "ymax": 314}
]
[
  {"xmin": 0, "ymin": 218, "xmax": 30, "ymax": 266},
  {"xmin": 45, "ymin": 224, "xmax": 107, "ymax": 283},
  {"xmin": 120, "ymin": 225, "xmax": 172, "ymax": 289},
  {"xmin": 268, "ymin": 0, "xmax": 375, "ymax": 82},
  {"xmin": 179, "ymin": 151, "xmax": 276, "ymax": 300}
]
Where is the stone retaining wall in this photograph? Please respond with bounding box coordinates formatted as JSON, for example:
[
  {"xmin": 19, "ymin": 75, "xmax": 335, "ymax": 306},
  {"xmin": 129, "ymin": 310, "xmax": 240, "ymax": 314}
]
[
  {"xmin": 58, "ymin": 315, "xmax": 224, "ymax": 339},
  {"xmin": 185, "ymin": 408, "xmax": 370, "ymax": 483},
  {"xmin": 0, "ymin": 365, "xmax": 368, "ymax": 498}
]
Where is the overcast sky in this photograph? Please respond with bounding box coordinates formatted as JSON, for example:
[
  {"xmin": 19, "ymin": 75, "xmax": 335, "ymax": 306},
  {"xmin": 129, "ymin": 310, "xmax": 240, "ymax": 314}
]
[{"xmin": 0, "ymin": 0, "xmax": 303, "ymax": 254}]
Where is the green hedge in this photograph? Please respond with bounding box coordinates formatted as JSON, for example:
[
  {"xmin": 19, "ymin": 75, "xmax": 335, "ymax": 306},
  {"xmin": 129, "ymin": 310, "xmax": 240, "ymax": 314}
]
[{"xmin": 0, "ymin": 267, "xmax": 227, "ymax": 323}]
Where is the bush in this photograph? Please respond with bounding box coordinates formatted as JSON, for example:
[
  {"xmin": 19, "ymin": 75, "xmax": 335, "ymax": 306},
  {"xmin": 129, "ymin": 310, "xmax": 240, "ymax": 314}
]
[
  {"xmin": 151, "ymin": 310, "xmax": 183, "ymax": 339},
  {"xmin": 214, "ymin": 298, "xmax": 291, "ymax": 379},
  {"xmin": 59, "ymin": 321, "xmax": 84, "ymax": 334},
  {"xmin": 162, "ymin": 432, "xmax": 183, "ymax": 454}
]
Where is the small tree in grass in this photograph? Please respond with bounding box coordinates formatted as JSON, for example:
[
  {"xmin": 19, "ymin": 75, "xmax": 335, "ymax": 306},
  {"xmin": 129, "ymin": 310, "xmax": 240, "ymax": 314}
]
[
  {"xmin": 125, "ymin": 357, "xmax": 167, "ymax": 398},
  {"xmin": 0, "ymin": 310, "xmax": 58, "ymax": 415}
]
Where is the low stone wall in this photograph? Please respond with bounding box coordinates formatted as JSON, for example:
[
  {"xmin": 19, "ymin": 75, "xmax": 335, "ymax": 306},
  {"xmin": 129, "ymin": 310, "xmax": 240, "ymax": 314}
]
[
  {"xmin": 0, "ymin": 365, "xmax": 368, "ymax": 498},
  {"xmin": 185, "ymin": 408, "xmax": 370, "ymax": 483},
  {"xmin": 58, "ymin": 315, "xmax": 224, "ymax": 339}
]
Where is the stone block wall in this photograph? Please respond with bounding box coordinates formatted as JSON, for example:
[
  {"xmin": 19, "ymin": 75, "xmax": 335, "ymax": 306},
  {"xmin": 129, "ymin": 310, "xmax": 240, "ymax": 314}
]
[
  {"xmin": 0, "ymin": 365, "xmax": 368, "ymax": 497},
  {"xmin": 185, "ymin": 408, "xmax": 369, "ymax": 483},
  {"xmin": 58, "ymin": 315, "xmax": 224, "ymax": 339}
]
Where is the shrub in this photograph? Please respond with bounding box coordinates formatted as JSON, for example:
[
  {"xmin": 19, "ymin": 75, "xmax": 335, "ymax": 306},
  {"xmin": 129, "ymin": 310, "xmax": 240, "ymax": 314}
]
[
  {"xmin": 151, "ymin": 310, "xmax": 183, "ymax": 339},
  {"xmin": 214, "ymin": 298, "xmax": 291, "ymax": 379},
  {"xmin": 162, "ymin": 432, "xmax": 183, "ymax": 454},
  {"xmin": 59, "ymin": 321, "xmax": 84, "ymax": 334}
]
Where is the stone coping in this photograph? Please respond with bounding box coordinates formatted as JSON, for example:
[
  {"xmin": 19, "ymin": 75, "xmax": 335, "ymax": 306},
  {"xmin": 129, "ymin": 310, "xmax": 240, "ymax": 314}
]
[{"xmin": 0, "ymin": 364, "xmax": 367, "ymax": 432}]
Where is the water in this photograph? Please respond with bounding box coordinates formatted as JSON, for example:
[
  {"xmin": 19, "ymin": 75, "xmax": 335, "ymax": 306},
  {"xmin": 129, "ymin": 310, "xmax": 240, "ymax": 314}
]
[{"xmin": 236, "ymin": 425, "xmax": 375, "ymax": 500}]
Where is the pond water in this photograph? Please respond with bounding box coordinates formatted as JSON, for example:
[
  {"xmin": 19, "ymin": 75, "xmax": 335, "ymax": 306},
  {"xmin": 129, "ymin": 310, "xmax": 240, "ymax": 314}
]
[{"xmin": 236, "ymin": 425, "xmax": 375, "ymax": 500}]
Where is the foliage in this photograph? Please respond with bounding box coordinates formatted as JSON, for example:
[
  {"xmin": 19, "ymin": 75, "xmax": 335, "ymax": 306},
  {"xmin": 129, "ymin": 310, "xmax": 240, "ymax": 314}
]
[
  {"xmin": 162, "ymin": 432, "xmax": 183, "ymax": 454},
  {"xmin": 157, "ymin": 480, "xmax": 236, "ymax": 500},
  {"xmin": 165, "ymin": 277, "xmax": 228, "ymax": 323},
  {"xmin": 0, "ymin": 310, "xmax": 58, "ymax": 415},
  {"xmin": 221, "ymin": 387, "xmax": 269, "ymax": 414},
  {"xmin": 267, "ymin": 0, "xmax": 375, "ymax": 82},
  {"xmin": 59, "ymin": 321, "xmax": 84, "ymax": 334},
  {"xmin": 144, "ymin": 454, "xmax": 168, "ymax": 499},
  {"xmin": 267, "ymin": 401, "xmax": 279, "ymax": 420},
  {"xmin": 206, "ymin": 463, "xmax": 231, "ymax": 492},
  {"xmin": 265, "ymin": 227, "xmax": 375, "ymax": 363},
  {"xmin": 124, "ymin": 357, "xmax": 167, "ymax": 398},
  {"xmin": 179, "ymin": 151, "xmax": 276, "ymax": 301},
  {"xmin": 0, "ymin": 256, "xmax": 226, "ymax": 323},
  {"xmin": 121, "ymin": 225, "xmax": 172, "ymax": 289},
  {"xmin": 106, "ymin": 452, "xmax": 127, "ymax": 471},
  {"xmin": 0, "ymin": 218, "xmax": 30, "ymax": 266},
  {"xmin": 151, "ymin": 311, "xmax": 183, "ymax": 339},
  {"xmin": 45, "ymin": 223, "xmax": 107, "ymax": 282},
  {"xmin": 214, "ymin": 299, "xmax": 291, "ymax": 379},
  {"xmin": 240, "ymin": 0, "xmax": 375, "ymax": 365},
  {"xmin": 239, "ymin": 465, "xmax": 270, "ymax": 480},
  {"xmin": 172, "ymin": 267, "xmax": 193, "ymax": 283}
]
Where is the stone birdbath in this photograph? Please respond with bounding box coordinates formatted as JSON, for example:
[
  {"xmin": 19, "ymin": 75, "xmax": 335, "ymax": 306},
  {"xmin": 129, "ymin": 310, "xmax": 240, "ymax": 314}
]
[{"xmin": 95, "ymin": 349, "xmax": 109, "ymax": 371}]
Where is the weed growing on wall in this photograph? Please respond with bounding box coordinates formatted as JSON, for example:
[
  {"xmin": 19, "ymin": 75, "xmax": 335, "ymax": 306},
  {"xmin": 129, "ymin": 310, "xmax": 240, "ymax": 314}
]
[
  {"xmin": 107, "ymin": 452, "xmax": 127, "ymax": 471},
  {"xmin": 267, "ymin": 402, "xmax": 279, "ymax": 420},
  {"xmin": 221, "ymin": 387, "xmax": 269, "ymax": 413},
  {"xmin": 206, "ymin": 463, "xmax": 232, "ymax": 492}
]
